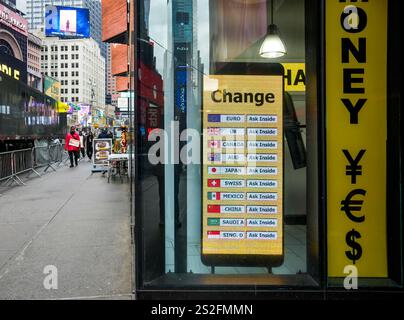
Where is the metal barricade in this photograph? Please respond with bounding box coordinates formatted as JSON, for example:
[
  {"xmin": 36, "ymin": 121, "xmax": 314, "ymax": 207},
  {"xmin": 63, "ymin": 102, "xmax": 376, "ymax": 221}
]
[
  {"xmin": 59, "ymin": 144, "xmax": 70, "ymax": 167},
  {"xmin": 0, "ymin": 148, "xmax": 40, "ymax": 186},
  {"xmin": 0, "ymin": 151, "xmax": 13, "ymax": 183},
  {"xmin": 14, "ymin": 148, "xmax": 41, "ymax": 181},
  {"xmin": 0, "ymin": 142, "xmax": 69, "ymax": 187},
  {"xmin": 33, "ymin": 145, "xmax": 50, "ymax": 169},
  {"xmin": 46, "ymin": 143, "xmax": 64, "ymax": 172}
]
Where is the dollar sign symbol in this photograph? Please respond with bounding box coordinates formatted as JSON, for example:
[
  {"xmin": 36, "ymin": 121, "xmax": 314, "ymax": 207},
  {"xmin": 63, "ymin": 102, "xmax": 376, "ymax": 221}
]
[{"xmin": 345, "ymin": 229, "xmax": 362, "ymax": 264}]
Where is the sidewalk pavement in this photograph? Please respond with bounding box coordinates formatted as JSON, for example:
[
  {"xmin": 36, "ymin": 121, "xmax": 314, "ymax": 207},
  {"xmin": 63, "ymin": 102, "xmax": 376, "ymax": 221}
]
[{"xmin": 0, "ymin": 159, "xmax": 132, "ymax": 300}]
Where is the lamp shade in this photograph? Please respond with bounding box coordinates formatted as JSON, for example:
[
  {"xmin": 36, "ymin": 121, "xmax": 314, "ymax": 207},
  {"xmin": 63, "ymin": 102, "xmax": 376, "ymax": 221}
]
[{"xmin": 259, "ymin": 24, "xmax": 287, "ymax": 58}]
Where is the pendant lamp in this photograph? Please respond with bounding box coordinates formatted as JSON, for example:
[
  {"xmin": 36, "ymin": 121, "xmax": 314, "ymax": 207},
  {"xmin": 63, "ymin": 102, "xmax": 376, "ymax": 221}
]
[{"xmin": 259, "ymin": 0, "xmax": 287, "ymax": 58}]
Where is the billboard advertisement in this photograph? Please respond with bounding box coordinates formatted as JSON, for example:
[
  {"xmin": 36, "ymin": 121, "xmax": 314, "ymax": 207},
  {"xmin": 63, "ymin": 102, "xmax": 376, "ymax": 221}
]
[
  {"xmin": 44, "ymin": 75, "xmax": 61, "ymax": 101},
  {"xmin": 45, "ymin": 5, "xmax": 90, "ymax": 38},
  {"xmin": 77, "ymin": 103, "xmax": 91, "ymax": 126}
]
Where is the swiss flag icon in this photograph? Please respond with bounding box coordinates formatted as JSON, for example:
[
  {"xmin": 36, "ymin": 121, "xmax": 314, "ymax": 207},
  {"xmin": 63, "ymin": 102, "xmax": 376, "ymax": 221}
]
[{"xmin": 208, "ymin": 179, "xmax": 220, "ymax": 187}]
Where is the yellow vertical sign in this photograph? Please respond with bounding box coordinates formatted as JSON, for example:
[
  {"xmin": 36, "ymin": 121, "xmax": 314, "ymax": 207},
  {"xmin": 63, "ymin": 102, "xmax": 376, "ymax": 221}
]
[
  {"xmin": 326, "ymin": 0, "xmax": 388, "ymax": 277},
  {"xmin": 202, "ymin": 75, "xmax": 283, "ymax": 259}
]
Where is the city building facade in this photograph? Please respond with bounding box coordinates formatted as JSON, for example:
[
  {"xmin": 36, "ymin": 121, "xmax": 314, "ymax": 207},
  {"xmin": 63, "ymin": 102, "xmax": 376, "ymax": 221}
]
[
  {"xmin": 0, "ymin": 0, "xmax": 28, "ymax": 67},
  {"xmin": 25, "ymin": 0, "xmax": 112, "ymax": 103},
  {"xmin": 1, "ymin": 0, "xmax": 15, "ymax": 9},
  {"xmin": 106, "ymin": 44, "xmax": 117, "ymax": 106},
  {"xmin": 27, "ymin": 32, "xmax": 42, "ymax": 90},
  {"xmin": 1, "ymin": 0, "xmax": 66, "ymax": 147},
  {"xmin": 102, "ymin": 0, "xmax": 130, "ymax": 121},
  {"xmin": 38, "ymin": 35, "xmax": 105, "ymax": 107}
]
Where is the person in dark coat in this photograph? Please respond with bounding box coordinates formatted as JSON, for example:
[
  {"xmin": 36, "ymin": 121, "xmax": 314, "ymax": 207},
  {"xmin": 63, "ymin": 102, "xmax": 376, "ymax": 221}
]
[
  {"xmin": 98, "ymin": 126, "xmax": 113, "ymax": 139},
  {"xmin": 86, "ymin": 131, "xmax": 94, "ymax": 161}
]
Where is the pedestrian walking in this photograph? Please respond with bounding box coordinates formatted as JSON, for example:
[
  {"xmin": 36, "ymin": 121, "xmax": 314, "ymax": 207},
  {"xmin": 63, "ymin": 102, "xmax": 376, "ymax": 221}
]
[
  {"xmin": 79, "ymin": 131, "xmax": 85, "ymax": 159},
  {"xmin": 86, "ymin": 131, "xmax": 94, "ymax": 161},
  {"xmin": 65, "ymin": 126, "xmax": 81, "ymax": 167},
  {"xmin": 98, "ymin": 126, "xmax": 113, "ymax": 139}
]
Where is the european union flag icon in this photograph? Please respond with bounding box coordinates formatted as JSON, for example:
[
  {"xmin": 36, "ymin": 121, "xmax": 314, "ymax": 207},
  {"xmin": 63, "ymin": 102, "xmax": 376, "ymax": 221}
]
[{"xmin": 208, "ymin": 114, "xmax": 221, "ymax": 122}]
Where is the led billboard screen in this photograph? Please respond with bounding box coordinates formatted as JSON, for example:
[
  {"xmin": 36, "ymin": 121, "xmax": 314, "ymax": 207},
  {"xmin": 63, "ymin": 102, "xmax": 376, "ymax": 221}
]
[{"xmin": 45, "ymin": 5, "xmax": 90, "ymax": 38}]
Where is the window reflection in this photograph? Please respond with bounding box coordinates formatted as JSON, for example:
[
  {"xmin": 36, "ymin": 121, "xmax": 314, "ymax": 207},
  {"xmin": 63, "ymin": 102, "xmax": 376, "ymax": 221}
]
[{"xmin": 139, "ymin": 0, "xmax": 307, "ymax": 281}]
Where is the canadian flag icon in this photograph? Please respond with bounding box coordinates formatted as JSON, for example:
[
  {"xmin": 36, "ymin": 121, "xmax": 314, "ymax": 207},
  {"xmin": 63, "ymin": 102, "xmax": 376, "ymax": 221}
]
[{"xmin": 208, "ymin": 179, "xmax": 220, "ymax": 187}]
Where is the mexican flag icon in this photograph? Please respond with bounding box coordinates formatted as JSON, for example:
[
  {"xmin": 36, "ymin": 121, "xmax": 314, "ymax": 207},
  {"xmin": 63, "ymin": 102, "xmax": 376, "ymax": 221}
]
[{"xmin": 207, "ymin": 192, "xmax": 220, "ymax": 200}]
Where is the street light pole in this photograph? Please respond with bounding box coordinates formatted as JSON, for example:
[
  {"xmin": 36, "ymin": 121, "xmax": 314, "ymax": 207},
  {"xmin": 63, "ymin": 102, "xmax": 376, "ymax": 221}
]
[{"xmin": 89, "ymin": 78, "xmax": 96, "ymax": 129}]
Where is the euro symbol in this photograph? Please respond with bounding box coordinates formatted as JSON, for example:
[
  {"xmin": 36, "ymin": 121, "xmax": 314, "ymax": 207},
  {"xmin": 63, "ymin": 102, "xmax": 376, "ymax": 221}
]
[{"xmin": 341, "ymin": 189, "xmax": 366, "ymax": 223}]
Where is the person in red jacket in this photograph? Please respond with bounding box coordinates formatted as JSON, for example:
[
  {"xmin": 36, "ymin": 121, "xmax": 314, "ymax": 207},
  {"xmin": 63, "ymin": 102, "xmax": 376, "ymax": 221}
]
[{"xmin": 65, "ymin": 126, "xmax": 81, "ymax": 167}]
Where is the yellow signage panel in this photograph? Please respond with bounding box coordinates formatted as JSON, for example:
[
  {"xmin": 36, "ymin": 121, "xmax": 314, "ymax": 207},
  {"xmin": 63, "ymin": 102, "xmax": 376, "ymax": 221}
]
[
  {"xmin": 282, "ymin": 63, "xmax": 305, "ymax": 92},
  {"xmin": 326, "ymin": 0, "xmax": 388, "ymax": 277},
  {"xmin": 57, "ymin": 101, "xmax": 69, "ymax": 113},
  {"xmin": 202, "ymin": 74, "xmax": 283, "ymax": 262}
]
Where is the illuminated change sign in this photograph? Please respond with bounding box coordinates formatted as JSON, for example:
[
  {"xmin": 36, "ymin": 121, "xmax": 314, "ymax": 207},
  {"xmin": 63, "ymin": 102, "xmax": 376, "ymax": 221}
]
[
  {"xmin": 326, "ymin": 0, "xmax": 388, "ymax": 277},
  {"xmin": 202, "ymin": 73, "xmax": 283, "ymax": 266}
]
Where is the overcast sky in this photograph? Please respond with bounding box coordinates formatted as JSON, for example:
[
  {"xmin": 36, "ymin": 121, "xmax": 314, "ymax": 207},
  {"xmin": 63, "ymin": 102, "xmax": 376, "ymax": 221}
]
[{"xmin": 16, "ymin": 0, "xmax": 26, "ymax": 14}]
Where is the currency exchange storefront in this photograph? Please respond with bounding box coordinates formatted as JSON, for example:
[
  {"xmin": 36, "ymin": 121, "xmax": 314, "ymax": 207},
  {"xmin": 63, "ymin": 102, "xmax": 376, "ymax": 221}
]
[{"xmin": 132, "ymin": 0, "xmax": 403, "ymax": 299}]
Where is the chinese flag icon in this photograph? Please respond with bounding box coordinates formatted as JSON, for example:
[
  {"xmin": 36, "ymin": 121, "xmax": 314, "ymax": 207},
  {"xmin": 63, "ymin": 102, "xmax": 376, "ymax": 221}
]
[
  {"xmin": 208, "ymin": 179, "xmax": 220, "ymax": 187},
  {"xmin": 207, "ymin": 205, "xmax": 221, "ymax": 213}
]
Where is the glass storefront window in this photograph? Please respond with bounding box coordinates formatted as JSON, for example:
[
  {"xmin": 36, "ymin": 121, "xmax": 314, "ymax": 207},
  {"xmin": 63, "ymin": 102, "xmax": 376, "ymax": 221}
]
[
  {"xmin": 133, "ymin": 0, "xmax": 403, "ymax": 297},
  {"xmin": 137, "ymin": 0, "xmax": 313, "ymax": 284}
]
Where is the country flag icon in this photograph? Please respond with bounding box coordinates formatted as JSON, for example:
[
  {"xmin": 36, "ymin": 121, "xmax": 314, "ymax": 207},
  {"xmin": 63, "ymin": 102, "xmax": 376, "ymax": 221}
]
[
  {"xmin": 208, "ymin": 114, "xmax": 221, "ymax": 122},
  {"xmin": 207, "ymin": 205, "xmax": 221, "ymax": 213},
  {"xmin": 207, "ymin": 231, "xmax": 220, "ymax": 239},
  {"xmin": 208, "ymin": 140, "xmax": 220, "ymax": 148},
  {"xmin": 208, "ymin": 153, "xmax": 221, "ymax": 161},
  {"xmin": 208, "ymin": 179, "xmax": 220, "ymax": 187},
  {"xmin": 208, "ymin": 127, "xmax": 220, "ymax": 135},
  {"xmin": 207, "ymin": 192, "xmax": 221, "ymax": 200},
  {"xmin": 207, "ymin": 218, "xmax": 220, "ymax": 226},
  {"xmin": 208, "ymin": 167, "xmax": 220, "ymax": 174}
]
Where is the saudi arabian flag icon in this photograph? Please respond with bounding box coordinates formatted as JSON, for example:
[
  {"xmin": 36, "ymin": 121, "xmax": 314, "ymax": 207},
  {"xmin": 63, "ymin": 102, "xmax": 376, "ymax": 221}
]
[
  {"xmin": 207, "ymin": 218, "xmax": 220, "ymax": 226},
  {"xmin": 207, "ymin": 192, "xmax": 220, "ymax": 200}
]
